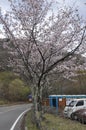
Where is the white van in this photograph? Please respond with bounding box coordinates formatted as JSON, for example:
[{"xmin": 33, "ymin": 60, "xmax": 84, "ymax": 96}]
[{"xmin": 63, "ymin": 99, "xmax": 86, "ymax": 118}]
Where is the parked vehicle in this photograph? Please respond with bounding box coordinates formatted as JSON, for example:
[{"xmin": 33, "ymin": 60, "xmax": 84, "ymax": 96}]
[
  {"xmin": 63, "ymin": 99, "xmax": 86, "ymax": 118},
  {"xmin": 71, "ymin": 109, "xmax": 86, "ymax": 120},
  {"xmin": 78, "ymin": 109, "xmax": 86, "ymax": 124}
]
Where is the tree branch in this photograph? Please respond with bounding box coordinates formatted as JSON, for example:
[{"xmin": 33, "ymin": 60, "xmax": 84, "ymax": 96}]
[{"xmin": 43, "ymin": 26, "xmax": 86, "ymax": 75}]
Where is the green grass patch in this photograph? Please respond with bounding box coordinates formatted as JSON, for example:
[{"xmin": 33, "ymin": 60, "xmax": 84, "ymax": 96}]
[
  {"xmin": 25, "ymin": 111, "xmax": 38, "ymax": 130},
  {"xmin": 26, "ymin": 111, "xmax": 86, "ymax": 130},
  {"xmin": 42, "ymin": 114, "xmax": 86, "ymax": 130}
]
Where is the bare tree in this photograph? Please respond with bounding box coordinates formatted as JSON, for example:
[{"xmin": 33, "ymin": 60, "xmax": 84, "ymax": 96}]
[{"xmin": 0, "ymin": 0, "xmax": 86, "ymax": 127}]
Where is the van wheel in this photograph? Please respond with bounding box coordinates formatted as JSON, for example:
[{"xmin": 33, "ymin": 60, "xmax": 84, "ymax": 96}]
[
  {"xmin": 71, "ymin": 114, "xmax": 77, "ymax": 120},
  {"xmin": 71, "ymin": 114, "xmax": 74, "ymax": 120},
  {"xmin": 74, "ymin": 115, "xmax": 77, "ymax": 120},
  {"xmin": 81, "ymin": 117, "xmax": 85, "ymax": 124}
]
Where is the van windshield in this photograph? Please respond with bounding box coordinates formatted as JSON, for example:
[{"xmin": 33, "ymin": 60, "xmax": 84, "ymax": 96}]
[{"xmin": 68, "ymin": 100, "xmax": 77, "ymax": 107}]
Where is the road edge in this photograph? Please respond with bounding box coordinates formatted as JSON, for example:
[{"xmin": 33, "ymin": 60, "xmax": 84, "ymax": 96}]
[{"xmin": 10, "ymin": 108, "xmax": 31, "ymax": 130}]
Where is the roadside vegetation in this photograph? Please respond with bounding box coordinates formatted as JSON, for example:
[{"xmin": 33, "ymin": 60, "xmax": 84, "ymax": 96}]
[
  {"xmin": 25, "ymin": 110, "xmax": 86, "ymax": 130},
  {"xmin": 0, "ymin": 99, "xmax": 9, "ymax": 105},
  {"xmin": 25, "ymin": 111, "xmax": 38, "ymax": 130},
  {"xmin": 0, "ymin": 71, "xmax": 31, "ymax": 103}
]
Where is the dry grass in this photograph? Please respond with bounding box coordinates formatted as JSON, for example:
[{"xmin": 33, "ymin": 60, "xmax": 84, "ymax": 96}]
[
  {"xmin": 0, "ymin": 99, "xmax": 9, "ymax": 105},
  {"xmin": 26, "ymin": 111, "xmax": 86, "ymax": 130},
  {"xmin": 42, "ymin": 114, "xmax": 86, "ymax": 130},
  {"xmin": 25, "ymin": 111, "xmax": 38, "ymax": 130}
]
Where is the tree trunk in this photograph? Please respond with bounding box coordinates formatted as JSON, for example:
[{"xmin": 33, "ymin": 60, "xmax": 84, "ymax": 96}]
[{"xmin": 32, "ymin": 86, "xmax": 42, "ymax": 129}]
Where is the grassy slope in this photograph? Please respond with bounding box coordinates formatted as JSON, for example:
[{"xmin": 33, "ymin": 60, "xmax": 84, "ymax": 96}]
[{"xmin": 26, "ymin": 111, "xmax": 86, "ymax": 130}]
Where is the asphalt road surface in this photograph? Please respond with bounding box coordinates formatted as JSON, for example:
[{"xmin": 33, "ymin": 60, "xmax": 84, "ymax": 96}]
[{"xmin": 0, "ymin": 103, "xmax": 32, "ymax": 130}]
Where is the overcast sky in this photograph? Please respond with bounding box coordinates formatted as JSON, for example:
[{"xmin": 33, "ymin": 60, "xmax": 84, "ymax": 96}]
[
  {"xmin": 63, "ymin": 0, "xmax": 86, "ymax": 18},
  {"xmin": 0, "ymin": 0, "xmax": 86, "ymax": 38},
  {"xmin": 0, "ymin": 0, "xmax": 86, "ymax": 18}
]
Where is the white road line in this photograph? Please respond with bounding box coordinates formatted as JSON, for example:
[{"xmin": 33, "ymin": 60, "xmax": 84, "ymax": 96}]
[{"xmin": 10, "ymin": 108, "xmax": 31, "ymax": 130}]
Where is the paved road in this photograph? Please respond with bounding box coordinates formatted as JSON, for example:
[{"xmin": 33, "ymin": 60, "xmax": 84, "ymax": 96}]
[{"xmin": 0, "ymin": 104, "xmax": 32, "ymax": 130}]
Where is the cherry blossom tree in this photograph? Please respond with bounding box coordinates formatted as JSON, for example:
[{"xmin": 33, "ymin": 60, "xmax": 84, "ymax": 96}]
[{"xmin": 0, "ymin": 0, "xmax": 86, "ymax": 127}]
